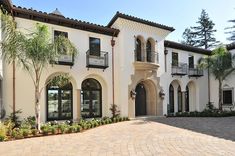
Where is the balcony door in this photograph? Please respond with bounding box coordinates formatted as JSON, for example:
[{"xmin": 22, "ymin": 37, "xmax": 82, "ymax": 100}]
[
  {"xmin": 81, "ymin": 78, "xmax": 102, "ymax": 118},
  {"xmin": 146, "ymin": 40, "xmax": 152, "ymax": 62},
  {"xmin": 188, "ymin": 55, "xmax": 194, "ymax": 68},
  {"xmin": 136, "ymin": 38, "xmax": 142, "ymax": 61},
  {"xmin": 89, "ymin": 37, "xmax": 101, "ymax": 56},
  {"xmin": 172, "ymin": 52, "xmax": 178, "ymax": 66}
]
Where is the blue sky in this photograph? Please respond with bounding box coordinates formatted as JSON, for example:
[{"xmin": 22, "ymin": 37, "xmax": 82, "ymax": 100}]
[{"xmin": 12, "ymin": 0, "xmax": 235, "ymax": 44}]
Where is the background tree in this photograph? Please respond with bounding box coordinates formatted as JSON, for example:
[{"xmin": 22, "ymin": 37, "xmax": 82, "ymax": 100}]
[
  {"xmin": 226, "ymin": 19, "xmax": 235, "ymax": 41},
  {"xmin": 182, "ymin": 9, "xmax": 219, "ymax": 49},
  {"xmin": 181, "ymin": 28, "xmax": 197, "ymax": 46},
  {"xmin": 199, "ymin": 46, "xmax": 235, "ymax": 110},
  {"xmin": 1, "ymin": 10, "xmax": 78, "ymax": 130}
]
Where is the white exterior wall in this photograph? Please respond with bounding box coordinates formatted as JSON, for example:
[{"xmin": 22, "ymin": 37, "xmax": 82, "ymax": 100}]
[
  {"xmin": 3, "ymin": 17, "xmax": 115, "ymax": 121},
  {"xmin": 160, "ymin": 48, "xmax": 209, "ymax": 114},
  {"xmin": 2, "ymin": 15, "xmax": 213, "ymax": 121},
  {"xmin": 111, "ymin": 18, "xmax": 170, "ymax": 116}
]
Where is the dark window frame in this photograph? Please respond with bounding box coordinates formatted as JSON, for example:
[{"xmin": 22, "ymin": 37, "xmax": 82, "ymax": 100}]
[
  {"xmin": 188, "ymin": 55, "xmax": 194, "ymax": 69},
  {"xmin": 81, "ymin": 78, "xmax": 102, "ymax": 118},
  {"xmin": 54, "ymin": 30, "xmax": 68, "ymax": 39},
  {"xmin": 136, "ymin": 38, "xmax": 142, "ymax": 61},
  {"xmin": 223, "ymin": 88, "xmax": 234, "ymax": 105},
  {"xmin": 46, "ymin": 83, "xmax": 73, "ymax": 121},
  {"xmin": 172, "ymin": 52, "xmax": 178, "ymax": 66},
  {"xmin": 146, "ymin": 40, "xmax": 152, "ymax": 62},
  {"xmin": 89, "ymin": 37, "xmax": 101, "ymax": 56}
]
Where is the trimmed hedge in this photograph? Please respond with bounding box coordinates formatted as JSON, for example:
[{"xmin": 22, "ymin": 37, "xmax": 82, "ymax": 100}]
[{"xmin": 167, "ymin": 110, "xmax": 235, "ymax": 117}]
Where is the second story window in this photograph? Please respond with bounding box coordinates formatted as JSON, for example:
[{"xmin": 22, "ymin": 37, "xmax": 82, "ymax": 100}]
[
  {"xmin": 136, "ymin": 38, "xmax": 142, "ymax": 61},
  {"xmin": 146, "ymin": 40, "xmax": 152, "ymax": 62},
  {"xmin": 188, "ymin": 55, "xmax": 194, "ymax": 68},
  {"xmin": 172, "ymin": 52, "xmax": 178, "ymax": 66},
  {"xmin": 54, "ymin": 30, "xmax": 68, "ymax": 39},
  {"xmin": 89, "ymin": 37, "xmax": 101, "ymax": 56}
]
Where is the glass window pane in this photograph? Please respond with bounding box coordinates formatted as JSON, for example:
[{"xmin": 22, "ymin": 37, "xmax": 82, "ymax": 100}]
[
  {"xmin": 90, "ymin": 37, "xmax": 100, "ymax": 56},
  {"xmin": 223, "ymin": 90, "xmax": 233, "ymax": 104},
  {"xmin": 91, "ymin": 91, "xmax": 101, "ymax": 117},
  {"xmin": 172, "ymin": 52, "xmax": 178, "ymax": 66},
  {"xmin": 61, "ymin": 90, "xmax": 72, "ymax": 118},
  {"xmin": 81, "ymin": 91, "xmax": 90, "ymax": 118},
  {"xmin": 48, "ymin": 90, "xmax": 59, "ymax": 119}
]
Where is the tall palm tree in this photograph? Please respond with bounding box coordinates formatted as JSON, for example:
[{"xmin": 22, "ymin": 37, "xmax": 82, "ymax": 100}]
[
  {"xmin": 1, "ymin": 9, "xmax": 24, "ymax": 118},
  {"xmin": 1, "ymin": 10, "xmax": 78, "ymax": 130},
  {"xmin": 199, "ymin": 46, "xmax": 235, "ymax": 110}
]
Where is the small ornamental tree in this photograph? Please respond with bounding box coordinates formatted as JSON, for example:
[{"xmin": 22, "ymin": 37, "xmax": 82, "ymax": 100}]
[{"xmin": 1, "ymin": 10, "xmax": 78, "ymax": 130}]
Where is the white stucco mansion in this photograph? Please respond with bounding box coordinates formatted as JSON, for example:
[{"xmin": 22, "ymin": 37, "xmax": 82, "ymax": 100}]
[{"xmin": 0, "ymin": 0, "xmax": 235, "ymax": 121}]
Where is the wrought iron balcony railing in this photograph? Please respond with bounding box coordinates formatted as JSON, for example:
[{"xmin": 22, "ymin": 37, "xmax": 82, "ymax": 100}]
[
  {"xmin": 171, "ymin": 63, "xmax": 188, "ymax": 76},
  {"xmin": 188, "ymin": 65, "xmax": 204, "ymax": 77},
  {"xmin": 134, "ymin": 51, "xmax": 159, "ymax": 64},
  {"xmin": 52, "ymin": 54, "xmax": 74, "ymax": 66},
  {"xmin": 86, "ymin": 50, "xmax": 109, "ymax": 69}
]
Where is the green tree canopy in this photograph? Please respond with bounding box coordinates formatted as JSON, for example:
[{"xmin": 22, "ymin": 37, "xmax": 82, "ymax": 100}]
[{"xmin": 182, "ymin": 9, "xmax": 219, "ymax": 49}]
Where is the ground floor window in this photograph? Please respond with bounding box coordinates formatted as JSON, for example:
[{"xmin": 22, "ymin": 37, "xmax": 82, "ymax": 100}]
[
  {"xmin": 81, "ymin": 78, "xmax": 102, "ymax": 118},
  {"xmin": 223, "ymin": 88, "xmax": 234, "ymax": 105},
  {"xmin": 47, "ymin": 82, "xmax": 73, "ymax": 121}
]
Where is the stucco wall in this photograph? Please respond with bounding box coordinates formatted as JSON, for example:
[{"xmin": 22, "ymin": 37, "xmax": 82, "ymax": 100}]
[{"xmin": 3, "ymin": 17, "xmax": 115, "ymax": 121}]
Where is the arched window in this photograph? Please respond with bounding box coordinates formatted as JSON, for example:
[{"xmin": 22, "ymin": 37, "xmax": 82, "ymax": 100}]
[
  {"xmin": 169, "ymin": 84, "xmax": 174, "ymax": 113},
  {"xmin": 146, "ymin": 40, "xmax": 152, "ymax": 62},
  {"xmin": 136, "ymin": 38, "xmax": 142, "ymax": 61},
  {"xmin": 178, "ymin": 86, "xmax": 182, "ymax": 112},
  {"xmin": 47, "ymin": 82, "xmax": 73, "ymax": 121},
  {"xmin": 81, "ymin": 78, "xmax": 102, "ymax": 118}
]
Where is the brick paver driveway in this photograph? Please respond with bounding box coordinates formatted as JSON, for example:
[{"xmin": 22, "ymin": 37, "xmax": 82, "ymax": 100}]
[{"xmin": 0, "ymin": 117, "xmax": 235, "ymax": 156}]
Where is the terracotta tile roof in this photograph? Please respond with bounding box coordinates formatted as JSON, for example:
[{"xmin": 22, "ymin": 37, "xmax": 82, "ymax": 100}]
[
  {"xmin": 107, "ymin": 11, "xmax": 175, "ymax": 32},
  {"xmin": 164, "ymin": 40, "xmax": 212, "ymax": 55},
  {"xmin": 1, "ymin": 0, "xmax": 119, "ymax": 37}
]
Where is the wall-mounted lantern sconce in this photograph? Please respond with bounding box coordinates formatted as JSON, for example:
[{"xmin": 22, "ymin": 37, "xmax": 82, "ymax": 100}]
[
  {"xmin": 159, "ymin": 88, "xmax": 165, "ymax": 99},
  {"xmin": 164, "ymin": 49, "xmax": 168, "ymax": 55},
  {"xmin": 130, "ymin": 89, "xmax": 136, "ymax": 99}
]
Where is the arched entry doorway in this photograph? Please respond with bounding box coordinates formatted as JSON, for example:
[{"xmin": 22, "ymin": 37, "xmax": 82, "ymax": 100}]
[
  {"xmin": 135, "ymin": 83, "xmax": 147, "ymax": 116},
  {"xmin": 81, "ymin": 78, "xmax": 102, "ymax": 118}
]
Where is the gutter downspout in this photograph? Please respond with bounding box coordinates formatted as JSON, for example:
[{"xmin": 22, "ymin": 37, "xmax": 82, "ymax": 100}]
[{"xmin": 111, "ymin": 31, "xmax": 117, "ymax": 105}]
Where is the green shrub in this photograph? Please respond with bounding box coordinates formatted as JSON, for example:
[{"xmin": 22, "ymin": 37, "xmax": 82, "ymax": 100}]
[
  {"xmin": 22, "ymin": 129, "xmax": 30, "ymax": 137},
  {"xmin": 41, "ymin": 124, "xmax": 51, "ymax": 135},
  {"xmin": 0, "ymin": 123, "xmax": 7, "ymax": 141},
  {"xmin": 73, "ymin": 125, "xmax": 81, "ymax": 133},
  {"xmin": 31, "ymin": 129, "xmax": 38, "ymax": 136},
  {"xmin": 12, "ymin": 128, "xmax": 24, "ymax": 139},
  {"xmin": 6, "ymin": 109, "xmax": 22, "ymax": 128},
  {"xmin": 58, "ymin": 123, "xmax": 68, "ymax": 134},
  {"xmin": 51, "ymin": 126, "xmax": 57, "ymax": 135},
  {"xmin": 68, "ymin": 126, "xmax": 76, "ymax": 133}
]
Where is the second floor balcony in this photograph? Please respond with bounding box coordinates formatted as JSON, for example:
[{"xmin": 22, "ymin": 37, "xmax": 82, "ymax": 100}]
[
  {"xmin": 188, "ymin": 65, "xmax": 204, "ymax": 77},
  {"xmin": 133, "ymin": 51, "xmax": 159, "ymax": 70},
  {"xmin": 171, "ymin": 63, "xmax": 188, "ymax": 76},
  {"xmin": 86, "ymin": 50, "xmax": 109, "ymax": 69},
  {"xmin": 53, "ymin": 54, "xmax": 74, "ymax": 66}
]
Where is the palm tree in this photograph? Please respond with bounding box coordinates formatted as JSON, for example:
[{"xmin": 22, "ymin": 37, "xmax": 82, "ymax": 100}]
[
  {"xmin": 199, "ymin": 46, "xmax": 235, "ymax": 110},
  {"xmin": 1, "ymin": 10, "xmax": 78, "ymax": 130},
  {"xmin": 1, "ymin": 8, "xmax": 25, "ymax": 118}
]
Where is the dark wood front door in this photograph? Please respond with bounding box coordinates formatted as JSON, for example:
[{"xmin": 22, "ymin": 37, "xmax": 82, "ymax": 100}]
[{"xmin": 135, "ymin": 83, "xmax": 147, "ymax": 116}]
